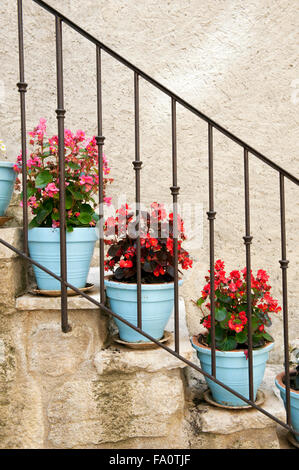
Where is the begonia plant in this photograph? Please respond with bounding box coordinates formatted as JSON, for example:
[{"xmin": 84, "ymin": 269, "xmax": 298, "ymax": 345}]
[
  {"xmin": 104, "ymin": 202, "xmax": 193, "ymax": 283},
  {"xmin": 197, "ymin": 259, "xmax": 281, "ymax": 351},
  {"xmin": 13, "ymin": 119, "xmax": 113, "ymax": 231}
]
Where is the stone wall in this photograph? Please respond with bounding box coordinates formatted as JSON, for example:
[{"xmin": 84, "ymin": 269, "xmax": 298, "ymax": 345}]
[{"xmin": 0, "ymin": 1, "xmax": 298, "ymax": 361}]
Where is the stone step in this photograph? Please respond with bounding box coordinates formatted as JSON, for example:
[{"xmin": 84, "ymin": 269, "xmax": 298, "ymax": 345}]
[{"xmin": 184, "ymin": 361, "xmax": 289, "ymax": 449}]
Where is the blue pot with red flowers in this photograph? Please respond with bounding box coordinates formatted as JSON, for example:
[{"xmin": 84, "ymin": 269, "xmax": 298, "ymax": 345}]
[
  {"xmin": 192, "ymin": 335, "xmax": 274, "ymax": 406},
  {"xmin": 104, "ymin": 203, "xmax": 193, "ymax": 343},
  {"xmin": 191, "ymin": 260, "xmax": 279, "ymax": 406},
  {"xmin": 105, "ymin": 277, "xmax": 183, "ymax": 342}
]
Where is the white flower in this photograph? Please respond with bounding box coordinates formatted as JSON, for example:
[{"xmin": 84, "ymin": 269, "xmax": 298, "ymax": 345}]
[{"xmin": 0, "ymin": 139, "xmax": 7, "ymax": 156}]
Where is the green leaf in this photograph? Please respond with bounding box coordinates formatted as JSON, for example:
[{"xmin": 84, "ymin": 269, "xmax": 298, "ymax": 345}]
[
  {"xmin": 251, "ymin": 317, "xmax": 259, "ymax": 332},
  {"xmin": 235, "ymin": 331, "xmax": 247, "ymax": 344},
  {"xmin": 35, "ymin": 170, "xmax": 53, "ymax": 189},
  {"xmin": 217, "ymin": 336, "xmax": 237, "ymax": 351},
  {"xmin": 262, "ymin": 332, "xmax": 274, "ymax": 343},
  {"xmin": 216, "ymin": 292, "xmax": 232, "ymax": 304},
  {"xmin": 78, "ymin": 212, "xmax": 92, "ymax": 225},
  {"xmin": 36, "ymin": 208, "xmax": 50, "ymax": 225},
  {"xmin": 215, "ymin": 307, "xmax": 227, "ymax": 322},
  {"xmin": 65, "ymin": 193, "xmax": 73, "ymax": 210},
  {"xmin": 196, "ymin": 298, "xmax": 205, "ymax": 306},
  {"xmin": 29, "ymin": 217, "xmax": 39, "ymax": 229},
  {"xmin": 80, "ymin": 204, "xmax": 93, "ymax": 214},
  {"xmin": 68, "ymin": 187, "xmax": 85, "ymax": 200},
  {"xmin": 67, "ymin": 161, "xmax": 81, "ymax": 170},
  {"xmin": 66, "ymin": 224, "xmax": 74, "ymax": 232},
  {"xmin": 27, "ymin": 185, "xmax": 36, "ymax": 198},
  {"xmin": 215, "ymin": 325, "xmax": 225, "ymax": 341}
]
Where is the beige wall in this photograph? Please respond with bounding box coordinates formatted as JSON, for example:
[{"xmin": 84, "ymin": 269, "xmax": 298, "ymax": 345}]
[{"xmin": 0, "ymin": 0, "xmax": 298, "ymax": 361}]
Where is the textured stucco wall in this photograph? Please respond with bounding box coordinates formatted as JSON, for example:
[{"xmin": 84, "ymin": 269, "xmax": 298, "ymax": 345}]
[{"xmin": 0, "ymin": 0, "xmax": 298, "ymax": 361}]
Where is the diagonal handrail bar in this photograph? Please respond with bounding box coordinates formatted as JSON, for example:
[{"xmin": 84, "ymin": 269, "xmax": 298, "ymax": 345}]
[
  {"xmin": 31, "ymin": 0, "xmax": 299, "ymax": 186},
  {"xmin": 0, "ymin": 234, "xmax": 298, "ymax": 438}
]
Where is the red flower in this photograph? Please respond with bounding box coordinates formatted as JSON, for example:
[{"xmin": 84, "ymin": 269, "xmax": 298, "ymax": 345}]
[
  {"xmin": 215, "ymin": 259, "xmax": 225, "ymax": 271},
  {"xmin": 153, "ymin": 265, "xmax": 165, "ymax": 277},
  {"xmin": 119, "ymin": 259, "xmax": 133, "ymax": 268}
]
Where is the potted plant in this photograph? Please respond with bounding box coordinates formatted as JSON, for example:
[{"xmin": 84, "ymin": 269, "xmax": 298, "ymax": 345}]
[
  {"xmin": 191, "ymin": 259, "xmax": 281, "ymax": 407},
  {"xmin": 0, "ymin": 139, "xmax": 16, "ymax": 217},
  {"xmin": 104, "ymin": 202, "xmax": 193, "ymax": 342},
  {"xmin": 13, "ymin": 118, "xmax": 113, "ymax": 291},
  {"xmin": 275, "ymin": 347, "xmax": 299, "ymax": 443}
]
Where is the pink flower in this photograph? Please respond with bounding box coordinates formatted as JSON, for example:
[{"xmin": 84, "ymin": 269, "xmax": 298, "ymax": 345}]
[
  {"xmin": 52, "ymin": 220, "xmax": 60, "ymax": 228},
  {"xmin": 75, "ymin": 130, "xmax": 86, "ymax": 142},
  {"xmin": 28, "ymin": 196, "xmax": 39, "ymax": 209},
  {"xmin": 79, "ymin": 175, "xmax": 94, "ymax": 186},
  {"xmin": 104, "ymin": 196, "xmax": 112, "ymax": 206},
  {"xmin": 27, "ymin": 157, "xmax": 42, "ymax": 169},
  {"xmin": 44, "ymin": 183, "xmax": 59, "ymax": 198}
]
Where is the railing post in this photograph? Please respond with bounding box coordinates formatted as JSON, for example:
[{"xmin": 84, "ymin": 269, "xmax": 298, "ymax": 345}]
[
  {"xmin": 243, "ymin": 148, "xmax": 254, "ymax": 401},
  {"xmin": 207, "ymin": 123, "xmax": 216, "ymax": 376},
  {"xmin": 55, "ymin": 16, "xmax": 70, "ymax": 333},
  {"xmin": 17, "ymin": 0, "xmax": 29, "ymax": 255},
  {"xmin": 170, "ymin": 98, "xmax": 180, "ymax": 353},
  {"xmin": 279, "ymin": 173, "xmax": 291, "ymax": 425},
  {"xmin": 96, "ymin": 46, "xmax": 106, "ymax": 305},
  {"xmin": 132, "ymin": 72, "xmax": 142, "ymax": 329}
]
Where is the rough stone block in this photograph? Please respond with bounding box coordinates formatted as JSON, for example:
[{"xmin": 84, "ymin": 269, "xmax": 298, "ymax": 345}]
[
  {"xmin": 47, "ymin": 368, "xmax": 185, "ymax": 448},
  {"xmin": 184, "ymin": 361, "xmax": 287, "ymax": 449}
]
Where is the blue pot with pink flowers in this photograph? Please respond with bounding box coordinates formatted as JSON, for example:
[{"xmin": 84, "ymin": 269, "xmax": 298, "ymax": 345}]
[
  {"xmin": 28, "ymin": 227, "xmax": 98, "ymax": 291},
  {"xmin": 0, "ymin": 162, "xmax": 16, "ymax": 216}
]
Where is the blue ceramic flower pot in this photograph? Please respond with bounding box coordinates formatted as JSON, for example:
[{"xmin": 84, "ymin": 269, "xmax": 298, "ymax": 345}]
[
  {"xmin": 191, "ymin": 336, "xmax": 274, "ymax": 407},
  {"xmin": 276, "ymin": 371, "xmax": 299, "ymax": 442},
  {"xmin": 104, "ymin": 278, "xmax": 183, "ymax": 342},
  {"xmin": 0, "ymin": 162, "xmax": 16, "ymax": 216},
  {"xmin": 28, "ymin": 227, "xmax": 98, "ymax": 291}
]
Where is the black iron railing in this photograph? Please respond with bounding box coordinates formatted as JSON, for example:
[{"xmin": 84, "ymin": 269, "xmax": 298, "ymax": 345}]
[{"xmin": 0, "ymin": 0, "xmax": 298, "ymax": 440}]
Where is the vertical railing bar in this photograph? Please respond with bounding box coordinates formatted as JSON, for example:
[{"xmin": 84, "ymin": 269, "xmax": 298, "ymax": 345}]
[
  {"xmin": 17, "ymin": 0, "xmax": 29, "ymax": 255},
  {"xmin": 96, "ymin": 46, "xmax": 105, "ymax": 304},
  {"xmin": 279, "ymin": 173, "xmax": 291, "ymax": 425},
  {"xmin": 133, "ymin": 72, "xmax": 142, "ymax": 329},
  {"xmin": 171, "ymin": 98, "xmax": 180, "ymax": 354},
  {"xmin": 243, "ymin": 148, "xmax": 254, "ymax": 401},
  {"xmin": 207, "ymin": 123, "xmax": 216, "ymax": 376},
  {"xmin": 55, "ymin": 16, "xmax": 69, "ymax": 333}
]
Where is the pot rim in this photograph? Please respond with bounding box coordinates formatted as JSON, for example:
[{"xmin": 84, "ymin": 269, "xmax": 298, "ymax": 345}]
[
  {"xmin": 28, "ymin": 226, "xmax": 96, "ymax": 230},
  {"xmin": 191, "ymin": 334, "xmax": 274, "ymax": 356},
  {"xmin": 104, "ymin": 274, "xmax": 183, "ymax": 289},
  {"xmin": 0, "ymin": 161, "xmax": 15, "ymax": 168},
  {"xmin": 28, "ymin": 226, "xmax": 98, "ymax": 242},
  {"xmin": 275, "ymin": 370, "xmax": 299, "ymax": 395}
]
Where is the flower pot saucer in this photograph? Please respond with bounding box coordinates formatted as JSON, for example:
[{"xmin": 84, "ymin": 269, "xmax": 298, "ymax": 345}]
[
  {"xmin": 287, "ymin": 431, "xmax": 299, "ymax": 449},
  {"xmin": 29, "ymin": 283, "xmax": 95, "ymax": 297},
  {"xmin": 203, "ymin": 389, "xmax": 265, "ymax": 409},
  {"xmin": 112, "ymin": 330, "xmax": 173, "ymax": 350},
  {"xmin": 0, "ymin": 216, "xmax": 12, "ymax": 227}
]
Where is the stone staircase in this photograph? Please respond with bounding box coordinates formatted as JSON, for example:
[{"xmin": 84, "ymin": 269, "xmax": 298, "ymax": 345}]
[{"xmin": 0, "ymin": 227, "xmax": 293, "ymax": 448}]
